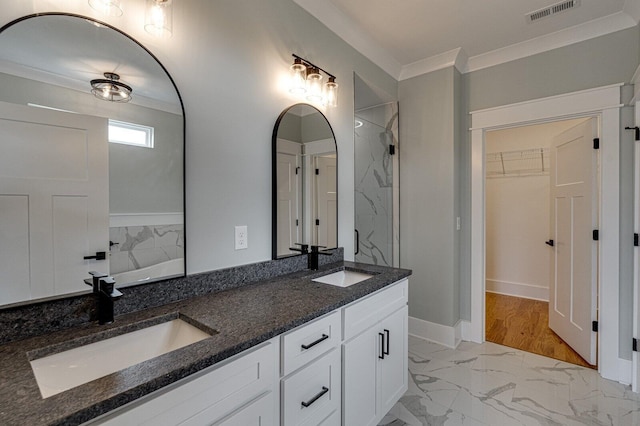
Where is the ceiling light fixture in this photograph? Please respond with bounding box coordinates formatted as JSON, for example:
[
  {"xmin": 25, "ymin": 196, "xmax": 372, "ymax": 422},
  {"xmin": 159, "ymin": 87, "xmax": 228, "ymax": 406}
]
[
  {"xmin": 88, "ymin": 0, "xmax": 123, "ymax": 17},
  {"xmin": 145, "ymin": 0, "xmax": 173, "ymax": 38},
  {"xmin": 90, "ymin": 72, "xmax": 132, "ymax": 103},
  {"xmin": 289, "ymin": 54, "xmax": 339, "ymax": 107}
]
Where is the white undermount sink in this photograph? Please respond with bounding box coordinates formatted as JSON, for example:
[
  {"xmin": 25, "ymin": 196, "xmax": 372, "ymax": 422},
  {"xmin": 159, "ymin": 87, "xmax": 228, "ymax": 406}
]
[
  {"xmin": 312, "ymin": 270, "xmax": 373, "ymax": 287},
  {"xmin": 30, "ymin": 318, "xmax": 211, "ymax": 398}
]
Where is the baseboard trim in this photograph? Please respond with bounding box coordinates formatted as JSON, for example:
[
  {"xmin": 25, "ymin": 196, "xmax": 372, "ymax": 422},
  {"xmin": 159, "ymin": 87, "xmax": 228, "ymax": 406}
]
[
  {"xmin": 618, "ymin": 358, "xmax": 632, "ymax": 385},
  {"xmin": 409, "ymin": 316, "xmax": 462, "ymax": 349},
  {"xmin": 486, "ymin": 279, "xmax": 549, "ymax": 301}
]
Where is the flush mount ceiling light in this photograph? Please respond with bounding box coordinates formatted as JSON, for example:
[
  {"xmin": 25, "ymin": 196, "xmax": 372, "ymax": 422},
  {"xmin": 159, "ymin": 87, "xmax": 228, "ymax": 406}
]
[
  {"xmin": 145, "ymin": 0, "xmax": 173, "ymax": 38},
  {"xmin": 88, "ymin": 0, "xmax": 123, "ymax": 17},
  {"xmin": 288, "ymin": 54, "xmax": 339, "ymax": 107},
  {"xmin": 90, "ymin": 72, "xmax": 132, "ymax": 102}
]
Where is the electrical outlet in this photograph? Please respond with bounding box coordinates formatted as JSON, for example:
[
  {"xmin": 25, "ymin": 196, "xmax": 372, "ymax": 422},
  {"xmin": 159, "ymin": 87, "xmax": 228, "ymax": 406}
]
[{"xmin": 235, "ymin": 226, "xmax": 248, "ymax": 250}]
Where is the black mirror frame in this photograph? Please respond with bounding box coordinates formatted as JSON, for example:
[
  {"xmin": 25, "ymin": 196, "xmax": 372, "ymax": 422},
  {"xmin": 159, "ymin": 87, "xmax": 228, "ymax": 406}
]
[
  {"xmin": 271, "ymin": 103, "xmax": 338, "ymax": 260},
  {"xmin": 0, "ymin": 12, "xmax": 188, "ymax": 292}
]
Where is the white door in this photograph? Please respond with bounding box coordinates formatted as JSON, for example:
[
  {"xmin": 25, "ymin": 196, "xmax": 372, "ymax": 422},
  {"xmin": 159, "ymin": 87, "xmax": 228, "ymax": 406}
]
[
  {"xmin": 549, "ymin": 118, "xmax": 598, "ymax": 365},
  {"xmin": 633, "ymin": 103, "xmax": 640, "ymax": 392},
  {"xmin": 0, "ymin": 101, "xmax": 108, "ymax": 304},
  {"xmin": 276, "ymin": 139, "xmax": 301, "ymax": 256},
  {"xmin": 314, "ymin": 155, "xmax": 337, "ymax": 248}
]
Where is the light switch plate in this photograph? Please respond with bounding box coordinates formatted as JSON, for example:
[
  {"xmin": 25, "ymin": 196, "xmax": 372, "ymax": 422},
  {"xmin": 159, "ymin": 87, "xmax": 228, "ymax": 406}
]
[{"xmin": 235, "ymin": 226, "xmax": 248, "ymax": 250}]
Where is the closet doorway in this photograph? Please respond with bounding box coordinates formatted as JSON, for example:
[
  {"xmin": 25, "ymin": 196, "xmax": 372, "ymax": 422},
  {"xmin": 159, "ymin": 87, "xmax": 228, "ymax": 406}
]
[{"xmin": 484, "ymin": 118, "xmax": 597, "ymax": 369}]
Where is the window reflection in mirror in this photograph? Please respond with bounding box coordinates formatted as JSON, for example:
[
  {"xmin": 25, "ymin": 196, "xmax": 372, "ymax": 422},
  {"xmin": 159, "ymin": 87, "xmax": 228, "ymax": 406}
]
[
  {"xmin": 0, "ymin": 14, "xmax": 185, "ymax": 307},
  {"xmin": 272, "ymin": 104, "xmax": 337, "ymax": 259}
]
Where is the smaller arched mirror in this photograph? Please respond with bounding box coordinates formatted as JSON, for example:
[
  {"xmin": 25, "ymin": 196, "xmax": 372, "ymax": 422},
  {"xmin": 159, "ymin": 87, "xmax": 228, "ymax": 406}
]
[{"xmin": 272, "ymin": 104, "xmax": 337, "ymax": 259}]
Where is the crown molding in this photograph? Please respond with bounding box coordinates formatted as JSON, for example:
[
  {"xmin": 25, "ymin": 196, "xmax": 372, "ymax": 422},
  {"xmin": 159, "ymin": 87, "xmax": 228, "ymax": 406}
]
[
  {"xmin": 399, "ymin": 48, "xmax": 468, "ymax": 81},
  {"xmin": 293, "ymin": 0, "xmax": 402, "ymax": 79},
  {"xmin": 464, "ymin": 11, "xmax": 637, "ymax": 73}
]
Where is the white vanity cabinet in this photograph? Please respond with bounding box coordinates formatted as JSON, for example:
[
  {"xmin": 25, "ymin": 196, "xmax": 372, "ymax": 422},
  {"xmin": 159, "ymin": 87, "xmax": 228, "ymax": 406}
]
[
  {"xmin": 342, "ymin": 279, "xmax": 408, "ymax": 426},
  {"xmin": 87, "ymin": 339, "xmax": 279, "ymax": 426}
]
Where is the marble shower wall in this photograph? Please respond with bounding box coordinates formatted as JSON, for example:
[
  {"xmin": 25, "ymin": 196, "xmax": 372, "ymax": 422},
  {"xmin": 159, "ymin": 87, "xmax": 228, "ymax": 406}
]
[
  {"xmin": 355, "ymin": 103, "xmax": 399, "ymax": 267},
  {"xmin": 109, "ymin": 224, "xmax": 184, "ymax": 274}
]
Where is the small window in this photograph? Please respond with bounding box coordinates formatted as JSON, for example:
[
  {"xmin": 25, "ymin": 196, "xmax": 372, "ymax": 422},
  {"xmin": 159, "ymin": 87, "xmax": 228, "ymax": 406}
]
[{"xmin": 109, "ymin": 120, "xmax": 154, "ymax": 148}]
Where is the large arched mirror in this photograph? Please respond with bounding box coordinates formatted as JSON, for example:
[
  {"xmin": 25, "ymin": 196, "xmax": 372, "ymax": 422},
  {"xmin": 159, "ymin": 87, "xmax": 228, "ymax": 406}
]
[
  {"xmin": 272, "ymin": 104, "xmax": 337, "ymax": 259},
  {"xmin": 0, "ymin": 13, "xmax": 185, "ymax": 307}
]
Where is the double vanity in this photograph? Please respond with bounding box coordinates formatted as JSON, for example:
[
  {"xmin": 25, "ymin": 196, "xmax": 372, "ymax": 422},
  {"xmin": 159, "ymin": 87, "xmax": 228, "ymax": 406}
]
[{"xmin": 0, "ymin": 260, "xmax": 410, "ymax": 425}]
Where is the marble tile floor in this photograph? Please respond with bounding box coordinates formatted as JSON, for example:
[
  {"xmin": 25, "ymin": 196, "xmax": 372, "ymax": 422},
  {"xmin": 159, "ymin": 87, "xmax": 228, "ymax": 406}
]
[{"xmin": 378, "ymin": 335, "xmax": 640, "ymax": 426}]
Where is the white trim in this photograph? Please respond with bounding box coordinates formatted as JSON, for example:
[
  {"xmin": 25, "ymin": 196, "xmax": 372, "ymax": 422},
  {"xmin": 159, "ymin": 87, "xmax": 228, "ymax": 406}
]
[
  {"xmin": 619, "ymin": 358, "xmax": 633, "ymax": 385},
  {"xmin": 292, "ymin": 0, "xmax": 402, "ymax": 79},
  {"xmin": 630, "ymin": 64, "xmax": 640, "ymax": 105},
  {"xmin": 486, "ymin": 280, "xmax": 549, "ymax": 302},
  {"xmin": 632, "ymin": 113, "xmax": 640, "ymax": 392},
  {"xmin": 110, "ymin": 213, "xmax": 184, "ymax": 227},
  {"xmin": 470, "ymin": 85, "xmax": 623, "ymax": 383},
  {"xmin": 408, "ymin": 316, "xmax": 461, "ymax": 349},
  {"xmin": 399, "ymin": 48, "xmax": 467, "ymax": 81},
  {"xmin": 464, "ymin": 12, "xmax": 636, "ymax": 73}
]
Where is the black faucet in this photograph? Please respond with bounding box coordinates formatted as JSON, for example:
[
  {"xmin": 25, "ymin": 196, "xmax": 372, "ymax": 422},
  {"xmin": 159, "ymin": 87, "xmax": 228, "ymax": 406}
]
[
  {"xmin": 85, "ymin": 271, "xmax": 123, "ymax": 325},
  {"xmin": 308, "ymin": 245, "xmax": 333, "ymax": 270}
]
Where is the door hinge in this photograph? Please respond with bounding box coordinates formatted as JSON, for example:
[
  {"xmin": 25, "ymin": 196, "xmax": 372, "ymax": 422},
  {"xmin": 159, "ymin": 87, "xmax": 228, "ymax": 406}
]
[
  {"xmin": 593, "ymin": 138, "xmax": 600, "ymax": 149},
  {"xmin": 625, "ymin": 126, "xmax": 640, "ymax": 141},
  {"xmin": 315, "ymin": 168, "xmax": 319, "ymax": 175},
  {"xmin": 633, "ymin": 338, "xmax": 638, "ymax": 352},
  {"xmin": 635, "ymin": 233, "xmax": 639, "ymax": 247},
  {"xmin": 592, "ymin": 321, "xmax": 598, "ymax": 332},
  {"xmin": 315, "ymin": 219, "xmax": 320, "ymax": 226},
  {"xmin": 593, "ymin": 230, "xmax": 599, "ymax": 241},
  {"xmin": 389, "ymin": 144, "xmax": 396, "ymax": 155},
  {"xmin": 295, "ymin": 219, "xmax": 299, "ymax": 226}
]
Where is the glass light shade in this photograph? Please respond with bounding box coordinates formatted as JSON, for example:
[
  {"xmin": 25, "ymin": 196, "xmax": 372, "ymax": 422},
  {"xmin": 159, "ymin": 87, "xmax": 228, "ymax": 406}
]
[
  {"xmin": 306, "ymin": 68, "xmax": 323, "ymax": 103},
  {"xmin": 324, "ymin": 77, "xmax": 338, "ymax": 107},
  {"xmin": 145, "ymin": 0, "xmax": 173, "ymax": 38},
  {"xmin": 290, "ymin": 59, "xmax": 307, "ymax": 95},
  {"xmin": 90, "ymin": 73, "xmax": 132, "ymax": 103},
  {"xmin": 88, "ymin": 0, "xmax": 123, "ymax": 17}
]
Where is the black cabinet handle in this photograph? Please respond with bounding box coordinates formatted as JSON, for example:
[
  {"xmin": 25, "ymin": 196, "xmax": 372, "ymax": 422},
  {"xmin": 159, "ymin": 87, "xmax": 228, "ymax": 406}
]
[
  {"xmin": 84, "ymin": 251, "xmax": 106, "ymax": 260},
  {"xmin": 384, "ymin": 329, "xmax": 390, "ymax": 356},
  {"xmin": 301, "ymin": 386, "xmax": 329, "ymax": 408},
  {"xmin": 545, "ymin": 240, "xmax": 554, "ymax": 247},
  {"xmin": 379, "ymin": 332, "xmax": 385, "ymax": 359},
  {"xmin": 301, "ymin": 334, "xmax": 329, "ymax": 350},
  {"xmin": 355, "ymin": 229, "xmax": 360, "ymax": 255}
]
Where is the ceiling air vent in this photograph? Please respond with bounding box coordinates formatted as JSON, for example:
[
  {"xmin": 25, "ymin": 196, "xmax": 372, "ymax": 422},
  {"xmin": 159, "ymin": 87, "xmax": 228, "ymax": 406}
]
[{"xmin": 527, "ymin": 0, "xmax": 581, "ymax": 23}]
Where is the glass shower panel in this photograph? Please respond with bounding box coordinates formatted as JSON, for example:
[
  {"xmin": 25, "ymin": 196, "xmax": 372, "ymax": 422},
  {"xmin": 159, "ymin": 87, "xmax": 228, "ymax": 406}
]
[{"xmin": 354, "ymin": 106, "xmax": 398, "ymax": 267}]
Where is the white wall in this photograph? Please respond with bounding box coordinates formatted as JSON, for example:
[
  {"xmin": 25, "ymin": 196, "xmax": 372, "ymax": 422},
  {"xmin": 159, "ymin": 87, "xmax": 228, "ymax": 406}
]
[
  {"xmin": 485, "ymin": 120, "xmax": 586, "ymax": 301},
  {"xmin": 0, "ymin": 0, "xmax": 398, "ymax": 273}
]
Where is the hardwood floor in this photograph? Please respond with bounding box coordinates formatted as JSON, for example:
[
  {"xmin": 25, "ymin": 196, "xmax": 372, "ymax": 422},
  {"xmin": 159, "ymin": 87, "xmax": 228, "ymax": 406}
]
[{"xmin": 485, "ymin": 292, "xmax": 595, "ymax": 369}]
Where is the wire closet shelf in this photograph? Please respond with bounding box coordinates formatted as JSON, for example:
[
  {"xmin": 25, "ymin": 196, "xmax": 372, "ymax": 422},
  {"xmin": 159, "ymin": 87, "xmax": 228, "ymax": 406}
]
[{"xmin": 486, "ymin": 147, "xmax": 550, "ymax": 178}]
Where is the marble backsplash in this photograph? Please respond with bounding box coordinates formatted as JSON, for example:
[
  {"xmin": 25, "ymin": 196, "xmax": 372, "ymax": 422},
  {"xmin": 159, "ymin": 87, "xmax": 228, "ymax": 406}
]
[
  {"xmin": 109, "ymin": 224, "xmax": 184, "ymax": 274},
  {"xmin": 0, "ymin": 248, "xmax": 343, "ymax": 345}
]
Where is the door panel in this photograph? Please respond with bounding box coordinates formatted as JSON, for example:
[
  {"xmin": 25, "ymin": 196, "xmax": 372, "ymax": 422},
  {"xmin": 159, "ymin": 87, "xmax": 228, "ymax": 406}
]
[
  {"xmin": 276, "ymin": 149, "xmax": 300, "ymax": 256},
  {"xmin": 0, "ymin": 101, "xmax": 108, "ymax": 304},
  {"xmin": 314, "ymin": 155, "xmax": 336, "ymax": 248},
  {"xmin": 549, "ymin": 118, "xmax": 598, "ymax": 365},
  {"xmin": 377, "ymin": 306, "xmax": 408, "ymax": 415}
]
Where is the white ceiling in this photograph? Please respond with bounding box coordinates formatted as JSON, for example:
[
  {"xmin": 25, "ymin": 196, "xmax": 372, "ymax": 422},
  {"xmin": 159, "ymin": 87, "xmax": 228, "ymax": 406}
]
[{"xmin": 295, "ymin": 0, "xmax": 640, "ymax": 79}]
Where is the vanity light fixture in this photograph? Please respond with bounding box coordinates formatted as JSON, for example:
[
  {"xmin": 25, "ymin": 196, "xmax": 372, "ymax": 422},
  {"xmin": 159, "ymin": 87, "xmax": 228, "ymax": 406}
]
[
  {"xmin": 88, "ymin": 0, "xmax": 123, "ymax": 17},
  {"xmin": 90, "ymin": 72, "xmax": 132, "ymax": 103},
  {"xmin": 145, "ymin": 0, "xmax": 173, "ymax": 38},
  {"xmin": 289, "ymin": 54, "xmax": 338, "ymax": 107}
]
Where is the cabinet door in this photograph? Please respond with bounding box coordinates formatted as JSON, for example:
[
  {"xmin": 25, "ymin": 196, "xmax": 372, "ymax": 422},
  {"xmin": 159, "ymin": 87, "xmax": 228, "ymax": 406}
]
[
  {"xmin": 342, "ymin": 328, "xmax": 378, "ymax": 426},
  {"xmin": 377, "ymin": 306, "xmax": 408, "ymax": 416},
  {"xmin": 210, "ymin": 392, "xmax": 274, "ymax": 426}
]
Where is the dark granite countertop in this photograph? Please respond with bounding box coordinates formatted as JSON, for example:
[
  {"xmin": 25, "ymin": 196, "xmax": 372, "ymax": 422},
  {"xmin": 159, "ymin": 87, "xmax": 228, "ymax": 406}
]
[{"xmin": 0, "ymin": 261, "xmax": 411, "ymax": 426}]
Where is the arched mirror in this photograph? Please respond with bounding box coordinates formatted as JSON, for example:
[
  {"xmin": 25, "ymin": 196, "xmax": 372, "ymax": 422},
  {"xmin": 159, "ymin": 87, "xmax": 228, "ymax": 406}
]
[
  {"xmin": 0, "ymin": 13, "xmax": 185, "ymax": 307},
  {"xmin": 272, "ymin": 104, "xmax": 337, "ymax": 259}
]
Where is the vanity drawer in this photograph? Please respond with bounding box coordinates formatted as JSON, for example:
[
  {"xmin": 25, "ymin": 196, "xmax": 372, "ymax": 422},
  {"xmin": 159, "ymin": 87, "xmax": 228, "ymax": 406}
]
[
  {"xmin": 343, "ymin": 279, "xmax": 408, "ymax": 340},
  {"xmin": 281, "ymin": 310, "xmax": 341, "ymax": 376},
  {"xmin": 281, "ymin": 348, "xmax": 341, "ymax": 426}
]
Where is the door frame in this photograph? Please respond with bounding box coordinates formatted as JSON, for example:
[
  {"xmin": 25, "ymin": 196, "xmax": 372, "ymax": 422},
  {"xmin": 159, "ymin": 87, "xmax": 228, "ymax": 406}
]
[{"xmin": 468, "ymin": 84, "xmax": 624, "ymax": 383}]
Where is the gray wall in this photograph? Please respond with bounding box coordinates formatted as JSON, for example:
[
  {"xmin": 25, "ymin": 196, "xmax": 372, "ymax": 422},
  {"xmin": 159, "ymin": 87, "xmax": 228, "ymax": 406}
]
[
  {"xmin": 399, "ymin": 67, "xmax": 459, "ymax": 327},
  {"xmin": 461, "ymin": 26, "xmax": 640, "ymax": 359},
  {"xmin": 0, "ymin": 72, "xmax": 183, "ymax": 214}
]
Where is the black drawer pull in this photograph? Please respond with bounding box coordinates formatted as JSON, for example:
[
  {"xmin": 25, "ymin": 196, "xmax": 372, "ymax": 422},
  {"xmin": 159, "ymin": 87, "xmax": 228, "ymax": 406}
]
[
  {"xmin": 84, "ymin": 251, "xmax": 106, "ymax": 260},
  {"xmin": 301, "ymin": 333, "xmax": 329, "ymax": 350},
  {"xmin": 384, "ymin": 329, "xmax": 390, "ymax": 355},
  {"xmin": 379, "ymin": 332, "xmax": 385, "ymax": 359},
  {"xmin": 301, "ymin": 386, "xmax": 329, "ymax": 408}
]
